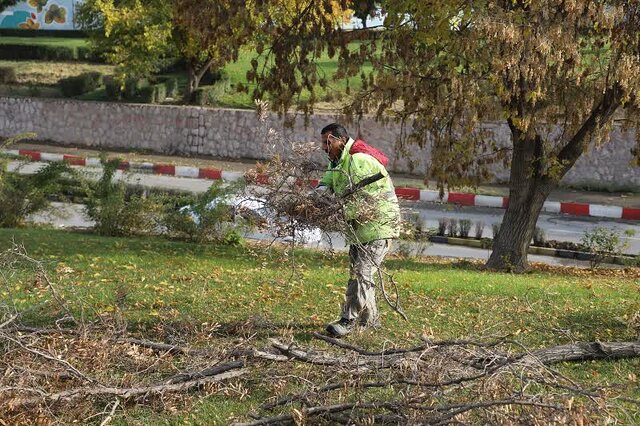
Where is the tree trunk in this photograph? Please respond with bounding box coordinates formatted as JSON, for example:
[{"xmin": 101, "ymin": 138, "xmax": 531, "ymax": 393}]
[
  {"xmin": 185, "ymin": 56, "xmax": 217, "ymax": 103},
  {"xmin": 487, "ymin": 85, "xmax": 622, "ymax": 272},
  {"xmin": 185, "ymin": 62, "xmax": 201, "ymax": 102},
  {"xmin": 486, "ymin": 127, "xmax": 554, "ymax": 272}
]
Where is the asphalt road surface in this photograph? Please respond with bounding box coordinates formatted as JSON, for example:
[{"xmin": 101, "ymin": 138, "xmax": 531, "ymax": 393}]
[{"xmin": 13, "ymin": 160, "xmax": 638, "ymax": 255}]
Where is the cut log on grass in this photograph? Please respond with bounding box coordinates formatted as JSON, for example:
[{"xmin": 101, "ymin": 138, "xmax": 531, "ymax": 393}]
[{"xmin": 522, "ymin": 341, "xmax": 640, "ymax": 366}]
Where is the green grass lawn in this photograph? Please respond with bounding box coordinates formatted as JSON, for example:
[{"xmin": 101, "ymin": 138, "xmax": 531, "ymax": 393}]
[
  {"xmin": 0, "ymin": 59, "xmax": 115, "ymax": 85},
  {"xmin": 0, "ymin": 227, "xmax": 638, "ymax": 423},
  {"xmin": 0, "ymin": 36, "xmax": 88, "ymax": 48},
  {"xmin": 0, "ymin": 37, "xmax": 368, "ymax": 109}
]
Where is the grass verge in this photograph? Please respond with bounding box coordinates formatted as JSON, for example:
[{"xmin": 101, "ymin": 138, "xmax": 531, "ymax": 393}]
[{"xmin": 0, "ymin": 227, "xmax": 638, "ymax": 423}]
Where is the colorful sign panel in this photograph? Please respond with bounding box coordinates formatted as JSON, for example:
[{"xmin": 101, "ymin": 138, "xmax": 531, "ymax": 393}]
[{"xmin": 0, "ymin": 0, "xmax": 84, "ymax": 30}]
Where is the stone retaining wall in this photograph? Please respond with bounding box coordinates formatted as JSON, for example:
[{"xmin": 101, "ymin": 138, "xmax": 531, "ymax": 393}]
[{"xmin": 0, "ymin": 96, "xmax": 638, "ymax": 188}]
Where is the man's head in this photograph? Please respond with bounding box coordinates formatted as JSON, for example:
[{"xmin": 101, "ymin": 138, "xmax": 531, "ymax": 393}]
[{"xmin": 320, "ymin": 123, "xmax": 349, "ymax": 162}]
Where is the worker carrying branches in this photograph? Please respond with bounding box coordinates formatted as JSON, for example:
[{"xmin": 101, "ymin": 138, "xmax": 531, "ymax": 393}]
[{"xmin": 317, "ymin": 123, "xmax": 401, "ymax": 337}]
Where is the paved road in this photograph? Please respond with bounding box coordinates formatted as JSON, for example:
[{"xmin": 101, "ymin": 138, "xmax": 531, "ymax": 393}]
[
  {"xmin": 29, "ymin": 202, "xmax": 599, "ymax": 268},
  {"xmin": 409, "ymin": 203, "xmax": 639, "ymax": 255},
  {"xmin": 13, "ymin": 160, "xmax": 639, "ymax": 256}
]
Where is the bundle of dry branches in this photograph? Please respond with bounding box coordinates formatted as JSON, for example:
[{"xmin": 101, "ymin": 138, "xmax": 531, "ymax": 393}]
[{"xmin": 243, "ymin": 100, "xmax": 390, "ymax": 240}]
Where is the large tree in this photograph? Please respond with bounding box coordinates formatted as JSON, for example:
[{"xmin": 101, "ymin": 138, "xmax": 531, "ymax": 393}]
[
  {"xmin": 251, "ymin": 0, "xmax": 640, "ymax": 271},
  {"xmin": 77, "ymin": 0, "xmax": 256, "ymax": 100}
]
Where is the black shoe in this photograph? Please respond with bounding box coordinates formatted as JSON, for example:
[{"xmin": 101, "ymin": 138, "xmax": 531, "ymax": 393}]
[{"xmin": 326, "ymin": 318, "xmax": 356, "ymax": 337}]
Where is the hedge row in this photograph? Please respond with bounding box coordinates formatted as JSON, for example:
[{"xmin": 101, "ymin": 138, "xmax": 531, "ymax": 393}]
[
  {"xmin": 103, "ymin": 76, "xmax": 178, "ymax": 103},
  {"xmin": 0, "ymin": 67, "xmax": 17, "ymax": 84},
  {"xmin": 103, "ymin": 73, "xmax": 224, "ymax": 105},
  {"xmin": 58, "ymin": 72, "xmax": 103, "ymax": 97},
  {"xmin": 194, "ymin": 77, "xmax": 230, "ymax": 106},
  {"xmin": 0, "ymin": 29, "xmax": 88, "ymax": 38},
  {"xmin": 0, "ymin": 43, "xmax": 101, "ymax": 62}
]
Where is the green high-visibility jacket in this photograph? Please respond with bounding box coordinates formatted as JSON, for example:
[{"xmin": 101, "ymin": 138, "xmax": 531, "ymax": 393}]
[{"xmin": 319, "ymin": 138, "xmax": 400, "ymax": 244}]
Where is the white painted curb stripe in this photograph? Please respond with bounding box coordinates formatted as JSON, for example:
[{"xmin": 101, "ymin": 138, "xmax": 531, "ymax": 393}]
[
  {"xmin": 3, "ymin": 149, "xmax": 20, "ymax": 157},
  {"xmin": 40, "ymin": 152, "xmax": 64, "ymax": 162},
  {"xmin": 134, "ymin": 162, "xmax": 155, "ymax": 170},
  {"xmin": 419, "ymin": 189, "xmax": 442, "ymax": 202},
  {"xmin": 221, "ymin": 171, "xmax": 244, "ymax": 181},
  {"xmin": 589, "ymin": 204, "xmax": 623, "ymax": 219},
  {"xmin": 85, "ymin": 158, "xmax": 102, "ymax": 167},
  {"xmin": 475, "ymin": 195, "xmax": 504, "ymax": 208},
  {"xmin": 175, "ymin": 166, "xmax": 200, "ymax": 178},
  {"xmin": 6, "ymin": 149, "xmax": 637, "ymax": 220},
  {"xmin": 542, "ymin": 201, "xmax": 561, "ymax": 213}
]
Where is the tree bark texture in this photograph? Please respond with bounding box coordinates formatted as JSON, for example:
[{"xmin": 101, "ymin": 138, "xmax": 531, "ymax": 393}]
[
  {"xmin": 487, "ymin": 85, "xmax": 623, "ymax": 272},
  {"xmin": 487, "ymin": 128, "xmax": 553, "ymax": 272}
]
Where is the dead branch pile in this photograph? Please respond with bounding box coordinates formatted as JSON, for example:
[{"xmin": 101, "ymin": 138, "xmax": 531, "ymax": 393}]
[
  {"xmin": 3, "ymin": 319, "xmax": 639, "ymax": 425},
  {"xmin": 1, "ymin": 223, "xmax": 639, "ymax": 424}
]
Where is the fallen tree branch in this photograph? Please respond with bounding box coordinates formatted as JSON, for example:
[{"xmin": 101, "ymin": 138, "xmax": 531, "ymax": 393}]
[
  {"xmin": 269, "ymin": 339, "xmax": 374, "ymax": 370},
  {"xmin": 233, "ymin": 401, "xmax": 397, "ymax": 426},
  {"xmin": 0, "ymin": 331, "xmax": 96, "ymax": 384},
  {"xmin": 99, "ymin": 398, "xmax": 120, "ymax": 426},
  {"xmin": 165, "ymin": 360, "xmax": 244, "ymax": 384},
  {"xmin": 521, "ymin": 341, "xmax": 640, "ymax": 366},
  {"xmin": 0, "ymin": 314, "xmax": 17, "ymax": 330},
  {"xmin": 312, "ymin": 332, "xmax": 513, "ymax": 356},
  {"xmin": 261, "ymin": 372, "xmax": 489, "ymax": 411},
  {"xmin": 10, "ymin": 366, "xmax": 247, "ymax": 408},
  {"xmin": 116, "ymin": 338, "xmax": 189, "ymax": 355}
]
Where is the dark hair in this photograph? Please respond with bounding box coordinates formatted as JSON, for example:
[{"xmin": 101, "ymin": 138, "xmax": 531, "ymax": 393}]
[{"xmin": 321, "ymin": 123, "xmax": 349, "ymax": 140}]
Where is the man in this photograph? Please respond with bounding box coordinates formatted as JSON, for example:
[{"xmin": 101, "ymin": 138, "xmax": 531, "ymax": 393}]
[{"xmin": 318, "ymin": 123, "xmax": 400, "ymax": 337}]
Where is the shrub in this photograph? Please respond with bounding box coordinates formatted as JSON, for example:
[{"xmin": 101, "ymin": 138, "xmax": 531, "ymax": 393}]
[
  {"xmin": 138, "ymin": 85, "xmax": 157, "ymax": 103},
  {"xmin": 164, "ymin": 77, "xmax": 179, "ymax": 98},
  {"xmin": 437, "ymin": 218, "xmax": 447, "ymax": 236},
  {"xmin": 76, "ymin": 46, "xmax": 102, "ymax": 63},
  {"xmin": 154, "ymin": 83, "xmax": 167, "ymax": 103},
  {"xmin": 157, "ymin": 76, "xmax": 179, "ymax": 98},
  {"xmin": 532, "ymin": 227, "xmax": 546, "ymax": 246},
  {"xmin": 161, "ymin": 181, "xmax": 245, "ymax": 244},
  {"xmin": 59, "ymin": 72, "xmax": 103, "ymax": 97},
  {"xmin": 473, "ymin": 221, "xmax": 485, "ymax": 239},
  {"xmin": 0, "ymin": 161, "xmax": 75, "ymax": 228},
  {"xmin": 0, "ymin": 66, "xmax": 17, "ymax": 84},
  {"xmin": 103, "ymin": 75, "xmax": 121, "ymax": 100},
  {"xmin": 579, "ymin": 227, "xmax": 630, "ymax": 269},
  {"xmin": 123, "ymin": 77, "xmax": 149, "ymax": 100},
  {"xmin": 85, "ymin": 158, "xmax": 162, "ymax": 236},
  {"xmin": 194, "ymin": 77, "xmax": 230, "ymax": 106},
  {"xmin": 446, "ymin": 218, "xmax": 459, "ymax": 237},
  {"xmin": 459, "ymin": 219, "xmax": 472, "ymax": 238},
  {"xmin": 0, "ymin": 44, "xmax": 75, "ymax": 61},
  {"xmin": 135, "ymin": 83, "xmax": 167, "ymax": 104}
]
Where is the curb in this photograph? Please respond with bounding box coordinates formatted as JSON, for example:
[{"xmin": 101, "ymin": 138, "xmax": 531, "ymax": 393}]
[
  {"xmin": 428, "ymin": 236, "xmax": 637, "ymax": 266},
  {"xmin": 4, "ymin": 148, "xmax": 639, "ymax": 221}
]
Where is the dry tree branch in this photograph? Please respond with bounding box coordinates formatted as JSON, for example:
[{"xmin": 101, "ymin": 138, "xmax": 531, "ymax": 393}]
[
  {"xmin": 2, "ymin": 243, "xmax": 77, "ymax": 325},
  {"xmin": 246, "ymin": 102, "xmax": 410, "ymax": 320},
  {"xmin": 9, "ymin": 367, "xmax": 247, "ymax": 408},
  {"xmin": 0, "ymin": 331, "xmax": 96, "ymax": 384},
  {"xmin": 0, "ymin": 314, "xmax": 18, "ymax": 330},
  {"xmin": 98, "ymin": 398, "xmax": 120, "ymax": 426}
]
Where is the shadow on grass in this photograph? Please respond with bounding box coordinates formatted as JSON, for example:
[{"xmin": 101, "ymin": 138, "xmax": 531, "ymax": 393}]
[{"xmin": 554, "ymin": 309, "xmax": 633, "ymax": 340}]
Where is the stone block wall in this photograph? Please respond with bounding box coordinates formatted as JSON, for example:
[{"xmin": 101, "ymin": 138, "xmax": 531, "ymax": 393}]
[{"xmin": 0, "ymin": 96, "xmax": 638, "ymax": 188}]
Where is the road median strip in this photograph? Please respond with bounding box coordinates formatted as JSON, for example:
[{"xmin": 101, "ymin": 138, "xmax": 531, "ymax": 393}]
[{"xmin": 2, "ymin": 148, "xmax": 638, "ymax": 221}]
